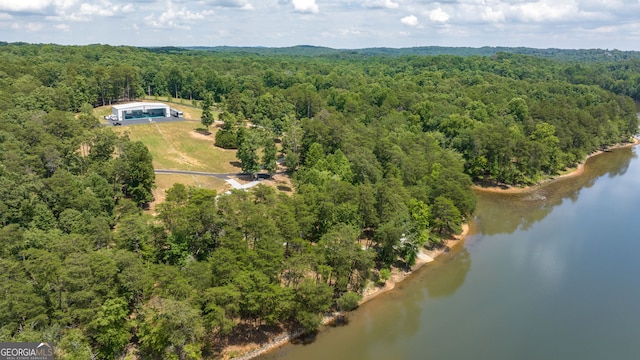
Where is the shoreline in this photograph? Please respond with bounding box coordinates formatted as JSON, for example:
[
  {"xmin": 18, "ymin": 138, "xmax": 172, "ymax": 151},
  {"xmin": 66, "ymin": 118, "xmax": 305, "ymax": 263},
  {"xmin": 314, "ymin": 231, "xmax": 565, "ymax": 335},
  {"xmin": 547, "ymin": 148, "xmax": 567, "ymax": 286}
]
[
  {"xmin": 472, "ymin": 139, "xmax": 639, "ymax": 194},
  {"xmin": 223, "ymin": 140, "xmax": 639, "ymax": 359},
  {"xmin": 360, "ymin": 223, "xmax": 469, "ymax": 304},
  {"xmin": 223, "ymin": 224, "xmax": 470, "ymax": 360}
]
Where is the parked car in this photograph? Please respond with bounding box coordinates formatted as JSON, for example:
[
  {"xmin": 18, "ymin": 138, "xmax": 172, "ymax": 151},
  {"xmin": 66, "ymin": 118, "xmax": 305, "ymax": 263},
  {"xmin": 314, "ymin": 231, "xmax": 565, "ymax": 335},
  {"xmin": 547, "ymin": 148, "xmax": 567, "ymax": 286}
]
[{"xmin": 170, "ymin": 108, "xmax": 183, "ymax": 117}]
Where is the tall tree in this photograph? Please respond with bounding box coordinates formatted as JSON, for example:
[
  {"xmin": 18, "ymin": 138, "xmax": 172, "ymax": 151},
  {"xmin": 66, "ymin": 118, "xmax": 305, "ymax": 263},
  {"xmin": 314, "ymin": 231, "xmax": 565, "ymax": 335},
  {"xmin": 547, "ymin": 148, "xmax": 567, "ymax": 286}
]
[
  {"xmin": 167, "ymin": 67, "xmax": 183, "ymax": 99},
  {"xmin": 262, "ymin": 138, "xmax": 278, "ymax": 179},
  {"xmin": 431, "ymin": 196, "xmax": 462, "ymax": 238},
  {"xmin": 294, "ymin": 279, "xmax": 333, "ymax": 333},
  {"xmin": 138, "ymin": 297, "xmax": 205, "ymax": 360},
  {"xmin": 88, "ymin": 298, "xmax": 131, "ymax": 360},
  {"xmin": 507, "ymin": 97, "xmax": 529, "ymax": 122},
  {"xmin": 200, "ymin": 92, "xmax": 214, "ymax": 132},
  {"xmin": 115, "ymin": 140, "xmax": 156, "ymax": 206},
  {"xmin": 236, "ymin": 130, "xmax": 261, "ymax": 179}
]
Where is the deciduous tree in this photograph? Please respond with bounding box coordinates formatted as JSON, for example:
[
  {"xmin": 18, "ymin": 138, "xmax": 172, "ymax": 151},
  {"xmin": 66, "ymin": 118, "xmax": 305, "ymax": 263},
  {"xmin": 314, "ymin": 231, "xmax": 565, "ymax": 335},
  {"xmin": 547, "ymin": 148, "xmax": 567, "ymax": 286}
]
[{"xmin": 200, "ymin": 92, "xmax": 214, "ymax": 132}]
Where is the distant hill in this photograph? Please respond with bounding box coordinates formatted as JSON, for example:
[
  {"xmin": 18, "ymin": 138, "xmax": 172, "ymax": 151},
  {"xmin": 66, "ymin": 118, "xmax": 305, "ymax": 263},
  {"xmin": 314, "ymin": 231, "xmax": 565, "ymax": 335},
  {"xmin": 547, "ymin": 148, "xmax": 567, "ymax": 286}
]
[
  {"xmin": 3, "ymin": 41, "xmax": 637, "ymax": 62},
  {"xmin": 179, "ymin": 45, "xmax": 640, "ymax": 62}
]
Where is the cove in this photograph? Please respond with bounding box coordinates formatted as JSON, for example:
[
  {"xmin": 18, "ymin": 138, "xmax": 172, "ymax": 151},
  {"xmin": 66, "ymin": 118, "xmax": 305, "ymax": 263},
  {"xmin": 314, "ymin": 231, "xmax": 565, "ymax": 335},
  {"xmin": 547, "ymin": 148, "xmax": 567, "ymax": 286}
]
[{"xmin": 258, "ymin": 145, "xmax": 640, "ymax": 360}]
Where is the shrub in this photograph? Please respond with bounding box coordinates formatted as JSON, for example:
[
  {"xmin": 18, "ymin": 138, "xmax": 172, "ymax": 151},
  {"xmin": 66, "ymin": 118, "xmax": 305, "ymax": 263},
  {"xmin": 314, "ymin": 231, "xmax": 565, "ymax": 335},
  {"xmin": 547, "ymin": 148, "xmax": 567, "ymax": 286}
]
[
  {"xmin": 214, "ymin": 130, "xmax": 238, "ymax": 149},
  {"xmin": 377, "ymin": 268, "xmax": 391, "ymax": 286},
  {"xmin": 336, "ymin": 292, "xmax": 362, "ymax": 312}
]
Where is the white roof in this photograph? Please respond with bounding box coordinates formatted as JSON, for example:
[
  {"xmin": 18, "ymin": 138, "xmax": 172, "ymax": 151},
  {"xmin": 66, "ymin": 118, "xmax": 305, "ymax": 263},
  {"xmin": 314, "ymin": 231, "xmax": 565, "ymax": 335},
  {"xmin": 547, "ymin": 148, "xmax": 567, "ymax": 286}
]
[{"xmin": 112, "ymin": 102, "xmax": 169, "ymax": 110}]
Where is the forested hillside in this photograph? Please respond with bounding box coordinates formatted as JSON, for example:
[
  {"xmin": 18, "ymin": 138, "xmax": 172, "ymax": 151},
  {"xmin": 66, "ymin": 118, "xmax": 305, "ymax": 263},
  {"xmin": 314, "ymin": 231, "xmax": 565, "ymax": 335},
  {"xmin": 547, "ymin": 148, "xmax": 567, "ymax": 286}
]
[
  {"xmin": 185, "ymin": 45, "xmax": 640, "ymax": 62},
  {"xmin": 0, "ymin": 43, "xmax": 637, "ymax": 359}
]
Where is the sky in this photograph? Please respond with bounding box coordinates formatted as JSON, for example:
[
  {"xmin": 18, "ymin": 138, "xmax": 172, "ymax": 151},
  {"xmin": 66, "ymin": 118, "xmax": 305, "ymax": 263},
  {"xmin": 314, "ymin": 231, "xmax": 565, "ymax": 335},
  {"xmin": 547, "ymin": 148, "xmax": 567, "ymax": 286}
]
[{"xmin": 1, "ymin": 0, "xmax": 640, "ymax": 50}]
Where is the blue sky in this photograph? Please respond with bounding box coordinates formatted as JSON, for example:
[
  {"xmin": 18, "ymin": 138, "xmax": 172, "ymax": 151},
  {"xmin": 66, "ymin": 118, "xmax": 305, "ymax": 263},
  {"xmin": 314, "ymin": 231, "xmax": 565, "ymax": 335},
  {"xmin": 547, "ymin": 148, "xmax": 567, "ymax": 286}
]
[{"xmin": 1, "ymin": 0, "xmax": 639, "ymax": 50}]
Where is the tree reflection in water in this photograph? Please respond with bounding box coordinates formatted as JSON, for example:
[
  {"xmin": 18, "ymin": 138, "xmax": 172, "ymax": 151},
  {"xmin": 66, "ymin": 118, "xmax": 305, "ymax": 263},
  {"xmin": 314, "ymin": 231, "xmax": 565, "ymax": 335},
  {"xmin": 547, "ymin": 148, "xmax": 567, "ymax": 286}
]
[
  {"xmin": 423, "ymin": 247, "xmax": 471, "ymax": 298},
  {"xmin": 474, "ymin": 146, "xmax": 635, "ymax": 236}
]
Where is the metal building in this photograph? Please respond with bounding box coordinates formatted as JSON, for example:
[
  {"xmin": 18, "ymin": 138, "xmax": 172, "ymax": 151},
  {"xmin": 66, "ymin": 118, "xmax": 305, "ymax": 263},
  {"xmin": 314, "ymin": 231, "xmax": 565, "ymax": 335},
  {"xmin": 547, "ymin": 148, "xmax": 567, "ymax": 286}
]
[{"xmin": 111, "ymin": 102, "xmax": 171, "ymax": 121}]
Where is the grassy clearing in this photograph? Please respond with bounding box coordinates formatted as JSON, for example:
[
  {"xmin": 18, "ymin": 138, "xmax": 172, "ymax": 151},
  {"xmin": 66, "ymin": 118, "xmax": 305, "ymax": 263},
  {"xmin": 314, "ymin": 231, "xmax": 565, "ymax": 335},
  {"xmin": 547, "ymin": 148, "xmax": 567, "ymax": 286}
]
[
  {"xmin": 155, "ymin": 173, "xmax": 229, "ymax": 193},
  {"xmin": 93, "ymin": 106, "xmax": 112, "ymax": 124},
  {"xmin": 114, "ymin": 121, "xmax": 240, "ymax": 173},
  {"xmin": 93, "ymin": 101, "xmax": 240, "ymax": 206},
  {"xmin": 94, "ymin": 106, "xmax": 113, "ymax": 118},
  {"xmin": 154, "ymin": 174, "xmax": 229, "ymax": 201}
]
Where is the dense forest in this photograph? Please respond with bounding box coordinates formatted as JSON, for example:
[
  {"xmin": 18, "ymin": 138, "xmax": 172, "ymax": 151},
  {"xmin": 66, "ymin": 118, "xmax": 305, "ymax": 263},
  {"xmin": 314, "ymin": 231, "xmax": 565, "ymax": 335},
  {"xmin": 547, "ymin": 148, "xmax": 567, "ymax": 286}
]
[
  {"xmin": 0, "ymin": 43, "xmax": 638, "ymax": 359},
  {"xmin": 184, "ymin": 45, "xmax": 640, "ymax": 62}
]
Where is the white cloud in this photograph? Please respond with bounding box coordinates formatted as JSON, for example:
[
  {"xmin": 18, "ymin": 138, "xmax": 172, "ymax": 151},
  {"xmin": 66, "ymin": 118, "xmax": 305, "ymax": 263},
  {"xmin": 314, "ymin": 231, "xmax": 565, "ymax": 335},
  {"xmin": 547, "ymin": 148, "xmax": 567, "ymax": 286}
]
[
  {"xmin": 205, "ymin": 0, "xmax": 254, "ymax": 10},
  {"xmin": 510, "ymin": 0, "xmax": 580, "ymax": 22},
  {"xmin": 579, "ymin": 0, "xmax": 624, "ymax": 12},
  {"xmin": 0, "ymin": 0, "xmax": 138, "ymax": 22},
  {"xmin": 79, "ymin": 2, "xmax": 114, "ymax": 16},
  {"xmin": 2, "ymin": 0, "xmax": 640, "ymax": 51},
  {"xmin": 481, "ymin": 7, "xmax": 505, "ymax": 23},
  {"xmin": 145, "ymin": 1, "xmax": 214, "ymax": 30},
  {"xmin": 428, "ymin": 8, "xmax": 449, "ymax": 23},
  {"xmin": 339, "ymin": 27, "xmax": 362, "ymax": 35},
  {"xmin": 401, "ymin": 14, "xmax": 418, "ymax": 26},
  {"xmin": 1, "ymin": 0, "xmax": 47, "ymax": 12},
  {"xmin": 57, "ymin": 0, "xmax": 76, "ymax": 10},
  {"xmin": 364, "ymin": 0, "xmax": 399, "ymax": 9},
  {"xmin": 55, "ymin": 23, "xmax": 70, "ymax": 31},
  {"xmin": 51, "ymin": 1, "xmax": 135, "ymax": 21},
  {"xmin": 26, "ymin": 21, "xmax": 44, "ymax": 31},
  {"xmin": 6, "ymin": 20, "xmax": 45, "ymax": 30},
  {"xmin": 320, "ymin": 27, "xmax": 361, "ymax": 40},
  {"xmin": 292, "ymin": 0, "xmax": 318, "ymax": 14}
]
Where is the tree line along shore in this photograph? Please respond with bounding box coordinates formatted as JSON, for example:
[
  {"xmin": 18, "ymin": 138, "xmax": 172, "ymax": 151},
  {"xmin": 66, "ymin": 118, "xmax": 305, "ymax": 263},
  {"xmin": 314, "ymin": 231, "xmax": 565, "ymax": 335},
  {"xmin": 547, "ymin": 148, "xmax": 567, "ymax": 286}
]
[
  {"xmin": 472, "ymin": 137, "xmax": 640, "ymax": 194},
  {"xmin": 228, "ymin": 138, "xmax": 640, "ymax": 360},
  {"xmin": 0, "ymin": 43, "xmax": 638, "ymax": 359}
]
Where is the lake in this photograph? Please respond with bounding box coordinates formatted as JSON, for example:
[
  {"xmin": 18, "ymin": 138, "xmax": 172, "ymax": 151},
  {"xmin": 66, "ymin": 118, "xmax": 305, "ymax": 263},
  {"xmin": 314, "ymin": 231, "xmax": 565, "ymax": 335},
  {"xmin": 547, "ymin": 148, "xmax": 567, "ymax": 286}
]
[{"xmin": 258, "ymin": 145, "xmax": 640, "ymax": 360}]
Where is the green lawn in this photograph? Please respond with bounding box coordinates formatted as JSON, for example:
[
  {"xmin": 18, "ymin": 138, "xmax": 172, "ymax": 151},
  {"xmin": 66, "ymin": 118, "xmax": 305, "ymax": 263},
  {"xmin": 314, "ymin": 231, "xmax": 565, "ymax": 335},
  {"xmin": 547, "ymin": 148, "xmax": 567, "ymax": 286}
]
[
  {"xmin": 97, "ymin": 101, "xmax": 237, "ymax": 209},
  {"xmin": 114, "ymin": 121, "xmax": 239, "ymax": 174}
]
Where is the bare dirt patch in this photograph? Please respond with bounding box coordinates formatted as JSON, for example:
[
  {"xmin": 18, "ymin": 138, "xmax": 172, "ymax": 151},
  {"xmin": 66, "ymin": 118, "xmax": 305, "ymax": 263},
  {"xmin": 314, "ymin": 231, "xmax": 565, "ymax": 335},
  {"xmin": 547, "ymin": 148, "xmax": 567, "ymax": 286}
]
[
  {"xmin": 269, "ymin": 173, "xmax": 294, "ymax": 194},
  {"xmin": 189, "ymin": 129, "xmax": 214, "ymax": 141},
  {"xmin": 165, "ymin": 147, "xmax": 205, "ymax": 168}
]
